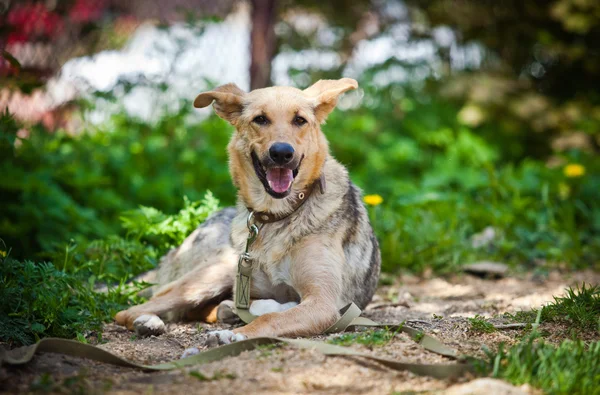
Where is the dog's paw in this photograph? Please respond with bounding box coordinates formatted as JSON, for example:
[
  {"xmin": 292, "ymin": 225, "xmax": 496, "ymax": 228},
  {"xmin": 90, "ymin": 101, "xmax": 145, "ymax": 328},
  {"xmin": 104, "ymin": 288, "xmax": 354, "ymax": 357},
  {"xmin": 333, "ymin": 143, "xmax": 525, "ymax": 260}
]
[
  {"xmin": 208, "ymin": 330, "xmax": 247, "ymax": 345},
  {"xmin": 133, "ymin": 314, "xmax": 166, "ymax": 337},
  {"xmin": 216, "ymin": 300, "xmax": 242, "ymax": 325},
  {"xmin": 249, "ymin": 299, "xmax": 298, "ymax": 316},
  {"xmin": 180, "ymin": 347, "xmax": 200, "ymax": 359}
]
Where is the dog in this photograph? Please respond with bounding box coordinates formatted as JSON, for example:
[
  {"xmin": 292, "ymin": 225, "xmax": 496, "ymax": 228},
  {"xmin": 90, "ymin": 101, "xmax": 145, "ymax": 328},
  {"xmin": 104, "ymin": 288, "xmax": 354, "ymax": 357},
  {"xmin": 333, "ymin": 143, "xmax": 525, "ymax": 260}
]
[{"xmin": 115, "ymin": 78, "xmax": 381, "ymax": 345}]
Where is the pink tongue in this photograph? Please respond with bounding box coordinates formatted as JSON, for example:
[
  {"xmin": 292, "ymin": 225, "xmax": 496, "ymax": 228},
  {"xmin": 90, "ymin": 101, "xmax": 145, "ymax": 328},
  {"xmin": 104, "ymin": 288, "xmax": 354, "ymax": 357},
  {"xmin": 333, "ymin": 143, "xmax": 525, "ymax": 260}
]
[{"xmin": 266, "ymin": 168, "xmax": 293, "ymax": 193}]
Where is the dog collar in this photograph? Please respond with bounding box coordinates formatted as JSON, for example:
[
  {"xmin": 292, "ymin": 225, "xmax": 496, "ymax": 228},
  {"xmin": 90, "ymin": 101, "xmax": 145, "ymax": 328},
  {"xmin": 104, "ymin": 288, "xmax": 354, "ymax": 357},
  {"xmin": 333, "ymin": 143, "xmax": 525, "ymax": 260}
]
[{"xmin": 248, "ymin": 175, "xmax": 326, "ymax": 224}]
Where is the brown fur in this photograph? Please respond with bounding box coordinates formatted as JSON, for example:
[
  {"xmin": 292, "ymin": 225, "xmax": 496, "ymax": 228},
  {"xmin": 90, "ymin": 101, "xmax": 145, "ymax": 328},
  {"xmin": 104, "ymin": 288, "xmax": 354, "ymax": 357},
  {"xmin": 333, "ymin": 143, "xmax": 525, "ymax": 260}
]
[{"xmin": 115, "ymin": 78, "xmax": 380, "ymax": 340}]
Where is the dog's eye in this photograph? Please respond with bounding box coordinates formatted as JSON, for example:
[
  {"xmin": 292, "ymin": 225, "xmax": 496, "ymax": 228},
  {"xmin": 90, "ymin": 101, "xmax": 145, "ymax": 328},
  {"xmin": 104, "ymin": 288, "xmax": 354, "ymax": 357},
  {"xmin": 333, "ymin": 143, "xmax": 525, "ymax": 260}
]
[
  {"xmin": 252, "ymin": 115, "xmax": 269, "ymax": 125},
  {"xmin": 293, "ymin": 116, "xmax": 307, "ymax": 126}
]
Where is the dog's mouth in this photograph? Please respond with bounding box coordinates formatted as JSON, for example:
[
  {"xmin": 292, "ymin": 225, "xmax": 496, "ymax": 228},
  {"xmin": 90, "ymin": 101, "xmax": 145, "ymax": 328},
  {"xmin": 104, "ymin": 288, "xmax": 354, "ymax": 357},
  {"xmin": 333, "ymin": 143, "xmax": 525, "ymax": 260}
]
[{"xmin": 251, "ymin": 152, "xmax": 302, "ymax": 199}]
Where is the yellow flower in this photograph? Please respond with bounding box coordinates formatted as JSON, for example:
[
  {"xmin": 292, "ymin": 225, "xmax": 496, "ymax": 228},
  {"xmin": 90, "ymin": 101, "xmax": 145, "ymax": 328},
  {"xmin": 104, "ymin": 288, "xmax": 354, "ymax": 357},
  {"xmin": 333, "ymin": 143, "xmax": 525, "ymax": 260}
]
[
  {"xmin": 564, "ymin": 164, "xmax": 585, "ymax": 178},
  {"xmin": 363, "ymin": 194, "xmax": 383, "ymax": 206},
  {"xmin": 0, "ymin": 250, "xmax": 6, "ymax": 258}
]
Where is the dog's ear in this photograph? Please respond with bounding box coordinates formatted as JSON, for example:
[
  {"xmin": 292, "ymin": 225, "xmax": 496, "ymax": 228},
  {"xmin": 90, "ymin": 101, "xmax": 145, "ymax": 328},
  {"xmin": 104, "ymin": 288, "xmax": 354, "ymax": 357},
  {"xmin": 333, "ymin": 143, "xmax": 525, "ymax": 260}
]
[
  {"xmin": 194, "ymin": 83, "xmax": 246, "ymax": 125},
  {"xmin": 303, "ymin": 78, "xmax": 358, "ymax": 123}
]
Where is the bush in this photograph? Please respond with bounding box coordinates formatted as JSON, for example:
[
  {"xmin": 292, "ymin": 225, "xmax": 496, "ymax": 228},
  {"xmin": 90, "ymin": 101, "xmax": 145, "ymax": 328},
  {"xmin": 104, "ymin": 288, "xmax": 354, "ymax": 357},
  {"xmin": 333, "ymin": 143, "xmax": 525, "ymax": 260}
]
[
  {"xmin": 0, "ymin": 191, "xmax": 221, "ymax": 346},
  {"xmin": 0, "ymin": 107, "xmax": 232, "ymax": 260},
  {"xmin": 3, "ymin": 80, "xmax": 600, "ymax": 273},
  {"xmin": 0, "ymin": 255, "xmax": 142, "ymax": 346}
]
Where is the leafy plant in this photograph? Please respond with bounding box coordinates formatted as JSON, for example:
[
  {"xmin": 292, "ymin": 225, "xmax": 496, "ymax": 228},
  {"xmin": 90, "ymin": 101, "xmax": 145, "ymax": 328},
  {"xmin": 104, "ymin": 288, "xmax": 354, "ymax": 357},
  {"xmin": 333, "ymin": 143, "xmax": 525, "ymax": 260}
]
[
  {"xmin": 0, "ymin": 255, "xmax": 144, "ymax": 346},
  {"xmin": 0, "ymin": 191, "xmax": 221, "ymax": 346},
  {"xmin": 0, "ymin": 108, "xmax": 232, "ymax": 260}
]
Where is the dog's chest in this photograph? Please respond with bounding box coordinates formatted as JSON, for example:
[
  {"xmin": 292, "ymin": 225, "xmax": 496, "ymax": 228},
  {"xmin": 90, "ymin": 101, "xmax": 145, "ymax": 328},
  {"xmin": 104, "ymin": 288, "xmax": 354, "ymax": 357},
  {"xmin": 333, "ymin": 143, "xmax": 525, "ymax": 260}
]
[{"xmin": 231, "ymin": 218, "xmax": 295, "ymax": 287}]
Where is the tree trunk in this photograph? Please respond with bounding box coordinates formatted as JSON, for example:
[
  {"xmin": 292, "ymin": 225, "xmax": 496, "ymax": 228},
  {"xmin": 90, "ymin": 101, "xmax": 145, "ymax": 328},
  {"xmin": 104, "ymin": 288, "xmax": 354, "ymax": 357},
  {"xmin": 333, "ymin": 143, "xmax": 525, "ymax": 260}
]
[{"xmin": 249, "ymin": 0, "xmax": 277, "ymax": 90}]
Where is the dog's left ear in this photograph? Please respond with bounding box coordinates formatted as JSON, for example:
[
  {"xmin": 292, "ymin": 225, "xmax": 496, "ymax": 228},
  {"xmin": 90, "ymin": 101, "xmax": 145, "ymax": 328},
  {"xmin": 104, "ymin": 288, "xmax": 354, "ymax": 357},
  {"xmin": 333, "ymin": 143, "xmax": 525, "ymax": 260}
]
[
  {"xmin": 303, "ymin": 78, "xmax": 358, "ymax": 123},
  {"xmin": 194, "ymin": 83, "xmax": 246, "ymax": 125}
]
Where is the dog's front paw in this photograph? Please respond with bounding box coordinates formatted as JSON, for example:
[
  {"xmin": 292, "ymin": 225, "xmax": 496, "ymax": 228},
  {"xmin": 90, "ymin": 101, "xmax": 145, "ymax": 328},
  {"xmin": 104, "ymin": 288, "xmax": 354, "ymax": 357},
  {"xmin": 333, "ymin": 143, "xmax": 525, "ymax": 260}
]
[
  {"xmin": 133, "ymin": 314, "xmax": 166, "ymax": 337},
  {"xmin": 208, "ymin": 330, "xmax": 247, "ymax": 345}
]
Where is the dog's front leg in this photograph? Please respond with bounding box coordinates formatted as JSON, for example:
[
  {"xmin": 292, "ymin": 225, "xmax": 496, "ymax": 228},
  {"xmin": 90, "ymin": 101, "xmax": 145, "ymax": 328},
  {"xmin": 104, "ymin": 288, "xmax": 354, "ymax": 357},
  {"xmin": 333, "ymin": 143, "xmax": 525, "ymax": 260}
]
[
  {"xmin": 236, "ymin": 296, "xmax": 339, "ymax": 339},
  {"xmin": 238, "ymin": 237, "xmax": 344, "ymax": 339}
]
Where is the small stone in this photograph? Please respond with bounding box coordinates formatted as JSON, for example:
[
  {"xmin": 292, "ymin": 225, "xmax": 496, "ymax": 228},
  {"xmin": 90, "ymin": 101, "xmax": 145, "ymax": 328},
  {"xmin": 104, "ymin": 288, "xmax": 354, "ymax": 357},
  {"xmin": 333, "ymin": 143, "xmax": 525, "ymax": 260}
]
[
  {"xmin": 445, "ymin": 378, "xmax": 529, "ymax": 395},
  {"xmin": 463, "ymin": 261, "xmax": 509, "ymax": 279},
  {"xmin": 133, "ymin": 314, "xmax": 166, "ymax": 337}
]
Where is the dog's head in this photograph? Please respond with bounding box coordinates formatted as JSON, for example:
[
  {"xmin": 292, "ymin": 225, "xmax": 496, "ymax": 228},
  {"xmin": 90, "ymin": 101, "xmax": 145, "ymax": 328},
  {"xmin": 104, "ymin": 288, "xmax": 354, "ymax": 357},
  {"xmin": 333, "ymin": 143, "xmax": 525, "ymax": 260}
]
[{"xmin": 194, "ymin": 78, "xmax": 357, "ymax": 208}]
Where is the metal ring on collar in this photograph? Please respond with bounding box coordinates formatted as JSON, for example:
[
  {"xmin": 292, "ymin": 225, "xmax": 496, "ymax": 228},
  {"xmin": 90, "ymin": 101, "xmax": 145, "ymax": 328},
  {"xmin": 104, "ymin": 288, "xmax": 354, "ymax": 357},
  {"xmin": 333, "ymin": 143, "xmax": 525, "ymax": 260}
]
[{"xmin": 246, "ymin": 210, "xmax": 256, "ymax": 230}]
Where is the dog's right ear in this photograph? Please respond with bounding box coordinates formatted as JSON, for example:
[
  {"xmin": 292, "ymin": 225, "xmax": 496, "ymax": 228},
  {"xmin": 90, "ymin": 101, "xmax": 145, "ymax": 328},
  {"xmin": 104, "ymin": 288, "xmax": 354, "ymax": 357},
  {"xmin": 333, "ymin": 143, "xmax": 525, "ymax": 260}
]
[{"xmin": 194, "ymin": 83, "xmax": 245, "ymax": 125}]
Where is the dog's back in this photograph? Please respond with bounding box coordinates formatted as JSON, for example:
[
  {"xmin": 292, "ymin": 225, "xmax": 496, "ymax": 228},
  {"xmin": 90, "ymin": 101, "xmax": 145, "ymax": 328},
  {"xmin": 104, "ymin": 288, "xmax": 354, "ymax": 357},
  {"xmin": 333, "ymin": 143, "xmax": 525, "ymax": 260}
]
[{"xmin": 156, "ymin": 207, "xmax": 237, "ymax": 287}]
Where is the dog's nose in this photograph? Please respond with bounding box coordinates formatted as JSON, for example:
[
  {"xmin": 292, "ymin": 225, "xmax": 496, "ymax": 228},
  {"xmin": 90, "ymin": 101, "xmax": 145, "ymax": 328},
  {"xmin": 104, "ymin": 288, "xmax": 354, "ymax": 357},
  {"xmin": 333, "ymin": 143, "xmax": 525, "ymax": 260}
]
[{"xmin": 269, "ymin": 142, "xmax": 295, "ymax": 165}]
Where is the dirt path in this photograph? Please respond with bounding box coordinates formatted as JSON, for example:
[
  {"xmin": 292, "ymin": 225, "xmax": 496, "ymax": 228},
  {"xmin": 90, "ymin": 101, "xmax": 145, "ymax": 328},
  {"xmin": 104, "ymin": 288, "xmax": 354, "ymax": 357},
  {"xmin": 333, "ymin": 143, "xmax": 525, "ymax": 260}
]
[{"xmin": 3, "ymin": 270, "xmax": 599, "ymax": 394}]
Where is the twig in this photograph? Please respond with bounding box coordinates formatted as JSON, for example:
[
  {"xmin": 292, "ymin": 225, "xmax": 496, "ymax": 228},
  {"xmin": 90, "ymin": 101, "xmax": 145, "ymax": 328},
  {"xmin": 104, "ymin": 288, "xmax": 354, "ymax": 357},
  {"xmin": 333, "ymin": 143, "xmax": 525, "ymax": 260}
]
[
  {"xmin": 493, "ymin": 323, "xmax": 528, "ymax": 330},
  {"xmin": 367, "ymin": 302, "xmax": 410, "ymax": 310},
  {"xmin": 407, "ymin": 320, "xmax": 432, "ymax": 326}
]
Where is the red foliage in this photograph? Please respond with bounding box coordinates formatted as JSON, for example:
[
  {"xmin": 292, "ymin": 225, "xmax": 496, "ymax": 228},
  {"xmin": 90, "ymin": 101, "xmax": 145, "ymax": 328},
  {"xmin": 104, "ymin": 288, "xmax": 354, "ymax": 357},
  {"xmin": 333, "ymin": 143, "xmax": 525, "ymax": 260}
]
[
  {"xmin": 6, "ymin": 2, "xmax": 64, "ymax": 44},
  {"xmin": 69, "ymin": 0, "xmax": 107, "ymax": 23}
]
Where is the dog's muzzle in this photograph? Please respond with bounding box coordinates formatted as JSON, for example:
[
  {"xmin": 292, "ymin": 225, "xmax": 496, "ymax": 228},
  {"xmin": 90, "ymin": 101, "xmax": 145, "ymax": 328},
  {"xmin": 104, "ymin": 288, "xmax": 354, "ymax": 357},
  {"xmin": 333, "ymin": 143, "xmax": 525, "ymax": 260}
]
[{"xmin": 251, "ymin": 150, "xmax": 303, "ymax": 199}]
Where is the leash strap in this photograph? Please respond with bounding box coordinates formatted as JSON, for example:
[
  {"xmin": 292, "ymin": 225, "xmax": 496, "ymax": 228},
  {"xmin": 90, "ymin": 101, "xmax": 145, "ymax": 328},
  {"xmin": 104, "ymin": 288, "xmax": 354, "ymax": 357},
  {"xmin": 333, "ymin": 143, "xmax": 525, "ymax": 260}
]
[
  {"xmin": 1, "ymin": 334, "xmax": 474, "ymax": 379},
  {"xmin": 1, "ymin": 301, "xmax": 473, "ymax": 378},
  {"xmin": 235, "ymin": 302, "xmax": 460, "ymax": 359},
  {"xmin": 235, "ymin": 213, "xmax": 260, "ymax": 310}
]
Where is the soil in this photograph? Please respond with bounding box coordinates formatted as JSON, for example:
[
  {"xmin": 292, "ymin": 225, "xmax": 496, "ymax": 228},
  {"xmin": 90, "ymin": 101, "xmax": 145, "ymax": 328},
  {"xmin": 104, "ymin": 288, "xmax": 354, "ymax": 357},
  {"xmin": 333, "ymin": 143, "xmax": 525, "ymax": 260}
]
[{"xmin": 2, "ymin": 270, "xmax": 599, "ymax": 394}]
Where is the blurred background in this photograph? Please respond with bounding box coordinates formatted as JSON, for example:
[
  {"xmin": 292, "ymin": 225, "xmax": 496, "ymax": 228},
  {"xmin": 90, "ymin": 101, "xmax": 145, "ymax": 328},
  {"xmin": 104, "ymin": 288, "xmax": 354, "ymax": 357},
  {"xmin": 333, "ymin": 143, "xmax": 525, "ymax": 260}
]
[{"xmin": 1, "ymin": 0, "xmax": 599, "ymax": 278}]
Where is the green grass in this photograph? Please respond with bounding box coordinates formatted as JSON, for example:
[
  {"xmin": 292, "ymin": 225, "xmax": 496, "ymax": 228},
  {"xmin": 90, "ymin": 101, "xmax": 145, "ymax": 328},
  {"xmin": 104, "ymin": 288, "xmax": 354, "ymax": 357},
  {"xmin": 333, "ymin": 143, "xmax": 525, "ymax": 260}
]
[
  {"xmin": 256, "ymin": 343, "xmax": 282, "ymax": 359},
  {"xmin": 189, "ymin": 370, "xmax": 236, "ymax": 381},
  {"xmin": 481, "ymin": 288, "xmax": 600, "ymax": 393},
  {"xmin": 329, "ymin": 328, "xmax": 399, "ymax": 347},
  {"xmin": 541, "ymin": 283, "xmax": 600, "ymax": 334},
  {"xmin": 483, "ymin": 334, "xmax": 600, "ymax": 395},
  {"xmin": 503, "ymin": 284, "xmax": 600, "ymax": 335},
  {"xmin": 468, "ymin": 315, "xmax": 497, "ymax": 333}
]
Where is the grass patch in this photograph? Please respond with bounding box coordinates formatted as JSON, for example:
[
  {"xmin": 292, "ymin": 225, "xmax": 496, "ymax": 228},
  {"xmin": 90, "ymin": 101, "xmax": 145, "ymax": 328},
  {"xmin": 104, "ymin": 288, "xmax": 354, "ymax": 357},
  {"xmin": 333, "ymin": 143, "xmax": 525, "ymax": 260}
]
[
  {"xmin": 541, "ymin": 283, "xmax": 600, "ymax": 334},
  {"xmin": 483, "ymin": 334, "xmax": 600, "ymax": 395},
  {"xmin": 468, "ymin": 315, "xmax": 497, "ymax": 333},
  {"xmin": 189, "ymin": 370, "xmax": 236, "ymax": 381},
  {"xmin": 256, "ymin": 343, "xmax": 282, "ymax": 359},
  {"xmin": 329, "ymin": 328, "xmax": 399, "ymax": 347},
  {"xmin": 503, "ymin": 284, "xmax": 600, "ymax": 335}
]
